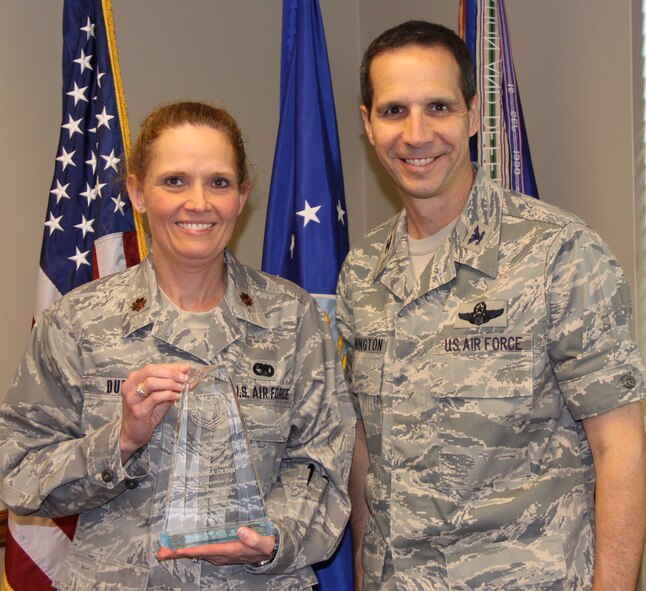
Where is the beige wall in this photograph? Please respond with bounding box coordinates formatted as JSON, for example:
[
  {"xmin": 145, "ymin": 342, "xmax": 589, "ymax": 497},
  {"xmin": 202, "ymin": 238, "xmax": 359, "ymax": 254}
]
[{"xmin": 1, "ymin": 0, "xmax": 644, "ymax": 581}]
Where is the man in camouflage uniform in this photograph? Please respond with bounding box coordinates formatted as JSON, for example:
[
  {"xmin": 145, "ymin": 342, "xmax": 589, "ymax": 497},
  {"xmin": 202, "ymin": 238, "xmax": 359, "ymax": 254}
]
[
  {"xmin": 0, "ymin": 250, "xmax": 354, "ymax": 590},
  {"xmin": 337, "ymin": 20, "xmax": 646, "ymax": 590}
]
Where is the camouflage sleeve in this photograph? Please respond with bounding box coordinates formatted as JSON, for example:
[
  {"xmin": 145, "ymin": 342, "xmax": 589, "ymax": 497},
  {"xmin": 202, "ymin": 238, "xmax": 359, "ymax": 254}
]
[
  {"xmin": 335, "ymin": 259, "xmax": 361, "ymax": 418},
  {"xmin": 546, "ymin": 222, "xmax": 646, "ymax": 419},
  {"xmin": 0, "ymin": 301, "xmax": 148, "ymax": 517},
  {"xmin": 255, "ymin": 295, "xmax": 354, "ymax": 574}
]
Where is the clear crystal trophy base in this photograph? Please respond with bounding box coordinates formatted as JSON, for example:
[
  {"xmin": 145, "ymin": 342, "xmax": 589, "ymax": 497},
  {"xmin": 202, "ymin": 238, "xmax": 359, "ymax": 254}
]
[
  {"xmin": 161, "ymin": 366, "xmax": 273, "ymax": 549},
  {"xmin": 160, "ymin": 518, "xmax": 274, "ymax": 550}
]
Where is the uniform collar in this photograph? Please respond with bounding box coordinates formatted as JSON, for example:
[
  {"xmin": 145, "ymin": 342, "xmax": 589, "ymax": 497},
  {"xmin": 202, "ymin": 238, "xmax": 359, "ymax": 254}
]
[
  {"xmin": 372, "ymin": 165, "xmax": 502, "ymax": 302},
  {"xmin": 372, "ymin": 210, "xmax": 411, "ymax": 301},
  {"xmin": 452, "ymin": 165, "xmax": 502, "ymax": 279},
  {"xmin": 120, "ymin": 251, "xmax": 270, "ymax": 362},
  {"xmin": 222, "ymin": 250, "xmax": 271, "ymax": 330},
  {"xmin": 121, "ymin": 257, "xmax": 161, "ymax": 337}
]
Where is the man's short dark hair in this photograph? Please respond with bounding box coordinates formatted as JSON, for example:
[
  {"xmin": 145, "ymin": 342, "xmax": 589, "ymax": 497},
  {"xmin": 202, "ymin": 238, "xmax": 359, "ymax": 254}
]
[{"xmin": 360, "ymin": 20, "xmax": 476, "ymax": 114}]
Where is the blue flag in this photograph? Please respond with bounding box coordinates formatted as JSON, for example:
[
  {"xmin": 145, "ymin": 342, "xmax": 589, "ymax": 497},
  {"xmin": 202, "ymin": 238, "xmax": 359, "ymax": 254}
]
[
  {"xmin": 261, "ymin": 0, "xmax": 353, "ymax": 588},
  {"xmin": 262, "ymin": 0, "xmax": 349, "ymax": 300},
  {"xmin": 460, "ymin": 0, "xmax": 539, "ymax": 198}
]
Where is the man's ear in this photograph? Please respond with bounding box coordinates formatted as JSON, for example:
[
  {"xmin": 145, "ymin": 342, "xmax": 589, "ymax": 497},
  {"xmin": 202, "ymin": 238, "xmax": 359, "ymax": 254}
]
[
  {"xmin": 360, "ymin": 105, "xmax": 375, "ymax": 146},
  {"xmin": 126, "ymin": 175, "xmax": 145, "ymax": 213},
  {"xmin": 468, "ymin": 94, "xmax": 480, "ymax": 138}
]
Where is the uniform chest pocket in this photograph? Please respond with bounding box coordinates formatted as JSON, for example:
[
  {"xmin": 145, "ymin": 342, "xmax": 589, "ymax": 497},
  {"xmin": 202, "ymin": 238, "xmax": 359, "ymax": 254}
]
[
  {"xmin": 81, "ymin": 376, "xmax": 124, "ymax": 433},
  {"xmin": 81, "ymin": 394, "xmax": 122, "ymax": 434},
  {"xmin": 238, "ymin": 400, "xmax": 291, "ymax": 492},
  {"xmin": 433, "ymin": 334, "xmax": 533, "ymax": 493},
  {"xmin": 351, "ymin": 352, "xmax": 385, "ymax": 397},
  {"xmin": 350, "ymin": 353, "xmax": 386, "ymax": 459},
  {"xmin": 239, "ymin": 402, "xmax": 290, "ymax": 443},
  {"xmin": 350, "ymin": 352, "xmax": 385, "ymax": 419}
]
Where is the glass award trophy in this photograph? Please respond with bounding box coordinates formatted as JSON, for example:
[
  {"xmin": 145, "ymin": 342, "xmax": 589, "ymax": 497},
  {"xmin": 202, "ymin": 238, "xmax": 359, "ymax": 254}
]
[{"xmin": 160, "ymin": 365, "xmax": 274, "ymax": 549}]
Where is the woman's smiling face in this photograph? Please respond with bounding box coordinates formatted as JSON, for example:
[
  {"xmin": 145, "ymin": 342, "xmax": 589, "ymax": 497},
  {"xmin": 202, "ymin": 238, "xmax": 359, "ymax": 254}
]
[{"xmin": 128, "ymin": 123, "xmax": 248, "ymax": 272}]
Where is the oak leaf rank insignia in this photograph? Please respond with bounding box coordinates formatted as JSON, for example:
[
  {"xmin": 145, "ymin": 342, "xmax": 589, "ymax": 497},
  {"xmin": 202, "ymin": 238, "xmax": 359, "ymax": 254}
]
[{"xmin": 131, "ymin": 297, "xmax": 147, "ymax": 312}]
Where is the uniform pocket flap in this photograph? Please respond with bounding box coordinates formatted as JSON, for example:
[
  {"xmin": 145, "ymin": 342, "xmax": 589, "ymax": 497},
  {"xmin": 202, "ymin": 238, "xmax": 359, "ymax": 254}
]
[
  {"xmin": 435, "ymin": 334, "xmax": 533, "ymax": 400},
  {"xmin": 351, "ymin": 353, "xmax": 384, "ymax": 397},
  {"xmin": 239, "ymin": 403, "xmax": 290, "ymax": 443}
]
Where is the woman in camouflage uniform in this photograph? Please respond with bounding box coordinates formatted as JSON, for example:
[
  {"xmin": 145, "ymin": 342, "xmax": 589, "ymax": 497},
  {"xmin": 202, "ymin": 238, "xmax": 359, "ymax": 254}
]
[{"xmin": 0, "ymin": 102, "xmax": 354, "ymax": 590}]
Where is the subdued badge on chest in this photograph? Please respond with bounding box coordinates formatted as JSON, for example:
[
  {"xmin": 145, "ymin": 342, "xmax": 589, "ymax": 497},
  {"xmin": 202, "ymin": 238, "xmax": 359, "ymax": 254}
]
[
  {"xmin": 454, "ymin": 299, "xmax": 507, "ymax": 329},
  {"xmin": 244, "ymin": 353, "xmax": 281, "ymax": 384},
  {"xmin": 251, "ymin": 360, "xmax": 277, "ymax": 379}
]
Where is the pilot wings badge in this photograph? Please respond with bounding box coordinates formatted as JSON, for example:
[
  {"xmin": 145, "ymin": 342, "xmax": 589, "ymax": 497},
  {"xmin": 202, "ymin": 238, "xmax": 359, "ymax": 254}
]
[{"xmin": 456, "ymin": 300, "xmax": 507, "ymax": 327}]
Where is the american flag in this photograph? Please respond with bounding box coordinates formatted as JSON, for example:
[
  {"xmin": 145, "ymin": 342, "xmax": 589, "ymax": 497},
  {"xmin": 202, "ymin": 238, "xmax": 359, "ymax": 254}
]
[
  {"xmin": 33, "ymin": 0, "xmax": 145, "ymax": 320},
  {"xmin": 2, "ymin": 1, "xmax": 145, "ymax": 589}
]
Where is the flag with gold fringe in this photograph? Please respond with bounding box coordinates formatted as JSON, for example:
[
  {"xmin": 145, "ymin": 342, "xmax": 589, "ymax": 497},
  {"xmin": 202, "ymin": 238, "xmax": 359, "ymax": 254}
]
[
  {"xmin": 261, "ymin": 0, "xmax": 352, "ymax": 589},
  {"xmin": 2, "ymin": 1, "xmax": 145, "ymax": 589}
]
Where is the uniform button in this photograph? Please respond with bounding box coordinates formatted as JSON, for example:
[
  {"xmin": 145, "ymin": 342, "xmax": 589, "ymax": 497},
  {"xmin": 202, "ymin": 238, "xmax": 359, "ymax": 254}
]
[
  {"xmin": 101, "ymin": 469, "xmax": 114, "ymax": 483},
  {"xmin": 124, "ymin": 478, "xmax": 139, "ymax": 490},
  {"xmin": 621, "ymin": 373, "xmax": 636, "ymax": 389}
]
